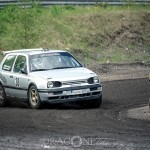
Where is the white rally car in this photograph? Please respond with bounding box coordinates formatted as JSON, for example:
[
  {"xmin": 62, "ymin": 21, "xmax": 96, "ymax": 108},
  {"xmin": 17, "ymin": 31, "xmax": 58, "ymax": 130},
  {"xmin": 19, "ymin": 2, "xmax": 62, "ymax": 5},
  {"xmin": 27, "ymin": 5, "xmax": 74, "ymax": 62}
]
[{"xmin": 0, "ymin": 48, "xmax": 102, "ymax": 109}]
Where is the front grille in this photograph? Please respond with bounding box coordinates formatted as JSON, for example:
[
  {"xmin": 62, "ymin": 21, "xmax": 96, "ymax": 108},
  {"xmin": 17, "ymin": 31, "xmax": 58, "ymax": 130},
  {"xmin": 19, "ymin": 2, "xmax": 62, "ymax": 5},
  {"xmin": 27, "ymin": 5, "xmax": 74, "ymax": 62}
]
[{"xmin": 62, "ymin": 80, "xmax": 87, "ymax": 86}]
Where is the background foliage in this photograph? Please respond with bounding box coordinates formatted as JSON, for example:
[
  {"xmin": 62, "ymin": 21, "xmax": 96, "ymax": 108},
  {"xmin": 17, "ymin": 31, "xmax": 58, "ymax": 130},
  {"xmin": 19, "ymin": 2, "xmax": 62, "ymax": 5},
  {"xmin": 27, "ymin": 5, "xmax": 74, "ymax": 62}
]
[{"xmin": 0, "ymin": 3, "xmax": 150, "ymax": 63}]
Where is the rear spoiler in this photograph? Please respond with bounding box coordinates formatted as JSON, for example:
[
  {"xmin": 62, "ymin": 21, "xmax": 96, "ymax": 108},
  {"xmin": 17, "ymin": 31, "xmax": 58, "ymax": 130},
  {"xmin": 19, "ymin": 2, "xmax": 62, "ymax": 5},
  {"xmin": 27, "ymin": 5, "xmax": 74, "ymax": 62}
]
[{"xmin": 2, "ymin": 48, "xmax": 44, "ymax": 56}]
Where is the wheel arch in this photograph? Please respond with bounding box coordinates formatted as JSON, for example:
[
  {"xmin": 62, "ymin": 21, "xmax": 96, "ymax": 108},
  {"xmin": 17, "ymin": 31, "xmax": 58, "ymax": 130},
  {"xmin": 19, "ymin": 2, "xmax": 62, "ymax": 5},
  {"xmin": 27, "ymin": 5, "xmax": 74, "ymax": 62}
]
[
  {"xmin": 0, "ymin": 81, "xmax": 6, "ymax": 93},
  {"xmin": 0, "ymin": 81, "xmax": 8, "ymax": 107}
]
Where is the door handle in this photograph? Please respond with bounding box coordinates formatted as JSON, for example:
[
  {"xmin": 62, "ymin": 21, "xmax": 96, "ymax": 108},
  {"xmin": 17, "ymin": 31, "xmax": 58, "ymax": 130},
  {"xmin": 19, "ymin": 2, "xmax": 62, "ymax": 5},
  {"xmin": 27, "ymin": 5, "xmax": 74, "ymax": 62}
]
[{"xmin": 10, "ymin": 75, "xmax": 13, "ymax": 78}]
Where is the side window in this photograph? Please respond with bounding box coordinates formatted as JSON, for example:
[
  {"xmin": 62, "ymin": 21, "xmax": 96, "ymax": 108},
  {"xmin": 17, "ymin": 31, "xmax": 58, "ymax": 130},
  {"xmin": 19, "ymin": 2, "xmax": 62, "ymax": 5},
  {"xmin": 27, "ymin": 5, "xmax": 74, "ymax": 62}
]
[
  {"xmin": 2, "ymin": 55, "xmax": 16, "ymax": 71},
  {"xmin": 13, "ymin": 55, "xmax": 26, "ymax": 73}
]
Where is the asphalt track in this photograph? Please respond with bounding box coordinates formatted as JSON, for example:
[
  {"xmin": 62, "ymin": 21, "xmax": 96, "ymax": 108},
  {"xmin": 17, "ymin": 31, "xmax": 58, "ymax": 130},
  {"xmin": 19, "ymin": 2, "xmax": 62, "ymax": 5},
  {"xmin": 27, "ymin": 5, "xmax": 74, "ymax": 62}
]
[{"xmin": 0, "ymin": 78, "xmax": 149, "ymax": 150}]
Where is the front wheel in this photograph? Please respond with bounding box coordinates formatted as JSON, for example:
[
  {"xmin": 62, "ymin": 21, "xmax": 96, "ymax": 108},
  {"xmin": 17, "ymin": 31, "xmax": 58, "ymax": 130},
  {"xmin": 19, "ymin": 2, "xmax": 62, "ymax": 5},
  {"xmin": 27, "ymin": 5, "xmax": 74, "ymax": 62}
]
[{"xmin": 29, "ymin": 85, "xmax": 42, "ymax": 109}]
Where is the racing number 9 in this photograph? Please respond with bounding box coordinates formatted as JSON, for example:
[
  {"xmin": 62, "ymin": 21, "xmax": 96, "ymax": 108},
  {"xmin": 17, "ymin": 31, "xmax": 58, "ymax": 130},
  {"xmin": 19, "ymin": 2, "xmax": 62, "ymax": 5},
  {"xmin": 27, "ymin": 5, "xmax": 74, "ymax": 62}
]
[{"xmin": 15, "ymin": 77, "xmax": 19, "ymax": 87}]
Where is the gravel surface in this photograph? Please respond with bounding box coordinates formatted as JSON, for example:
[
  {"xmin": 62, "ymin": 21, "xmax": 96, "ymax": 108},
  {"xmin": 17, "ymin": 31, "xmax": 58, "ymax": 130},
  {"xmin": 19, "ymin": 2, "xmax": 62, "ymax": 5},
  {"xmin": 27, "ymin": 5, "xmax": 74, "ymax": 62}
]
[
  {"xmin": 90, "ymin": 62, "xmax": 150, "ymax": 82},
  {"xmin": 127, "ymin": 106, "xmax": 150, "ymax": 120},
  {"xmin": 0, "ymin": 63, "xmax": 149, "ymax": 150}
]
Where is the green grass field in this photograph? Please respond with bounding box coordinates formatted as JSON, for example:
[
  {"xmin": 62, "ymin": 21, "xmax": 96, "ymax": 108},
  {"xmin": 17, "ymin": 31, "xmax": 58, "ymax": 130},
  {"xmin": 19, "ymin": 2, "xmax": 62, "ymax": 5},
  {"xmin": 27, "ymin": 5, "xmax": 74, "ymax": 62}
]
[{"xmin": 0, "ymin": 4, "xmax": 150, "ymax": 64}]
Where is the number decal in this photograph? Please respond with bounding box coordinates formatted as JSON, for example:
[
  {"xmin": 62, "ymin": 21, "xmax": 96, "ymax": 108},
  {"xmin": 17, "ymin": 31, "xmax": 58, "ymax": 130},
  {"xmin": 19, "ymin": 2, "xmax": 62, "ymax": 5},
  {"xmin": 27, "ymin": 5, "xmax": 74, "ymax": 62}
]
[{"xmin": 15, "ymin": 77, "xmax": 19, "ymax": 87}]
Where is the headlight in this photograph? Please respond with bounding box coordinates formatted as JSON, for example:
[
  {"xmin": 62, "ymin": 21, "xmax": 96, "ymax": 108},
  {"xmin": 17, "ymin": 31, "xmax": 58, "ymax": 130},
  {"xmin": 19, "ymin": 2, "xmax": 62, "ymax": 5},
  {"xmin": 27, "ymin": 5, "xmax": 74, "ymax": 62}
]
[
  {"xmin": 47, "ymin": 81, "xmax": 53, "ymax": 88},
  {"xmin": 88, "ymin": 77, "xmax": 99, "ymax": 84},
  {"xmin": 47, "ymin": 81, "xmax": 62, "ymax": 88},
  {"xmin": 93, "ymin": 76, "xmax": 99, "ymax": 83}
]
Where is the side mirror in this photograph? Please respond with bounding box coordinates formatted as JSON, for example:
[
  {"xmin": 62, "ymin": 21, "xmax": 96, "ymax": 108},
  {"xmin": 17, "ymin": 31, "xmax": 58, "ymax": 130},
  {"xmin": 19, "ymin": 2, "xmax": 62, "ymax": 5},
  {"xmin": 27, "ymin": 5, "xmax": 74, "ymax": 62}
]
[{"xmin": 21, "ymin": 67, "xmax": 27, "ymax": 74}]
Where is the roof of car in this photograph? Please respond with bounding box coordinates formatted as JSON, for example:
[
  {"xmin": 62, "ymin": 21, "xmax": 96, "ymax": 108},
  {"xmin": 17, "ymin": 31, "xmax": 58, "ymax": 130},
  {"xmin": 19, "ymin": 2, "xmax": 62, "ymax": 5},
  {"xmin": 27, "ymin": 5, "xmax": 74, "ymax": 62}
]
[{"xmin": 2, "ymin": 48, "xmax": 67, "ymax": 56}]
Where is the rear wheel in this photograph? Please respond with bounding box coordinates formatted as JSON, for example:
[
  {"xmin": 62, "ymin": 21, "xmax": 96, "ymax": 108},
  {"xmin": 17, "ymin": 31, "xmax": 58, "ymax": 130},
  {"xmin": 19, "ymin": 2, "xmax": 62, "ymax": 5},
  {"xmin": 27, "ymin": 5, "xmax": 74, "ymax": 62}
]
[
  {"xmin": 29, "ymin": 85, "xmax": 42, "ymax": 109},
  {"xmin": 0, "ymin": 84, "xmax": 7, "ymax": 107}
]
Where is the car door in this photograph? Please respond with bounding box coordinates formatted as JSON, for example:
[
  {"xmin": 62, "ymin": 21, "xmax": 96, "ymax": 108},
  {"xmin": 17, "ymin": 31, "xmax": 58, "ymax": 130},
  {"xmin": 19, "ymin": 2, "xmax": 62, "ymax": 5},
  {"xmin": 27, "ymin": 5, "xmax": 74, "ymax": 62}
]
[
  {"xmin": 11, "ymin": 55, "xmax": 29, "ymax": 99},
  {"xmin": 0, "ymin": 55, "xmax": 17, "ymax": 97}
]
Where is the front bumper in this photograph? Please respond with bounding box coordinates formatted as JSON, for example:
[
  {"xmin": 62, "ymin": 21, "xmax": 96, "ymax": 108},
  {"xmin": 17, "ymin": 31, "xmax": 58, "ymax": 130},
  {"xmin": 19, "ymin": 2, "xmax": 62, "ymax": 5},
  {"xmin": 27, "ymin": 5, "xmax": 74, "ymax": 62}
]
[{"xmin": 38, "ymin": 84, "xmax": 102, "ymax": 103}]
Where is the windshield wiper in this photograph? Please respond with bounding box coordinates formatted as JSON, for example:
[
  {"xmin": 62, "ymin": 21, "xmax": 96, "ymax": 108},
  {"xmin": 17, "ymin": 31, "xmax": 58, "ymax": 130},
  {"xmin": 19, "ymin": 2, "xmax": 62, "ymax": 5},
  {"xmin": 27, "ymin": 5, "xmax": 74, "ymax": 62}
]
[
  {"xmin": 52, "ymin": 67, "xmax": 74, "ymax": 69},
  {"xmin": 31, "ymin": 69, "xmax": 49, "ymax": 72}
]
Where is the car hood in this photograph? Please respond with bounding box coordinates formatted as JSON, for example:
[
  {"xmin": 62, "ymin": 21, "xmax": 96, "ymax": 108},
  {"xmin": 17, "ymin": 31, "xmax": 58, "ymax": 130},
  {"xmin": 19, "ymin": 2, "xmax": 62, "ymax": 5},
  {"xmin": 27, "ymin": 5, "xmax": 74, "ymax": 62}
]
[{"xmin": 30, "ymin": 67, "xmax": 97, "ymax": 81}]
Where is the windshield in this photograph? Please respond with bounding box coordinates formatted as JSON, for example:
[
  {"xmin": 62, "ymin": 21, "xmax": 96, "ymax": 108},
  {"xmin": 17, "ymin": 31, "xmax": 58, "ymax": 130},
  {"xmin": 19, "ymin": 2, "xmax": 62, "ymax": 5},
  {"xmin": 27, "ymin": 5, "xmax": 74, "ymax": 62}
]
[{"xmin": 29, "ymin": 52, "xmax": 82, "ymax": 72}]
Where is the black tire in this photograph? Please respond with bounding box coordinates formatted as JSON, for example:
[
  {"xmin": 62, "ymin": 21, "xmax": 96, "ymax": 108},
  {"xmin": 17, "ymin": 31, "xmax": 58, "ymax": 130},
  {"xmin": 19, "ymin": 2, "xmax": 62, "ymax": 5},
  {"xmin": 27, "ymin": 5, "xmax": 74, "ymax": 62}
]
[
  {"xmin": 86, "ymin": 94, "xmax": 102, "ymax": 108},
  {"xmin": 28, "ymin": 85, "xmax": 42, "ymax": 109},
  {"xmin": 0, "ymin": 84, "xmax": 7, "ymax": 107}
]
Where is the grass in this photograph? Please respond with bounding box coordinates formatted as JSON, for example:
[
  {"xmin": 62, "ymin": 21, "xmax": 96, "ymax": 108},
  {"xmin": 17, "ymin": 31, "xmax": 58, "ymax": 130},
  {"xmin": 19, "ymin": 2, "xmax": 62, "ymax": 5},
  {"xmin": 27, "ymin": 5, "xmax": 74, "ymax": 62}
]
[{"xmin": 0, "ymin": 4, "xmax": 150, "ymax": 65}]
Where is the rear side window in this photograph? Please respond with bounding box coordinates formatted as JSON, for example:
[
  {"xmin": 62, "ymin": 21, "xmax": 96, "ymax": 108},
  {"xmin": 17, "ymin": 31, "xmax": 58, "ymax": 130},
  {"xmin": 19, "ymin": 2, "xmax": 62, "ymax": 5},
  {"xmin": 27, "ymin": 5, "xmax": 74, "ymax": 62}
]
[{"xmin": 2, "ymin": 55, "xmax": 16, "ymax": 71}]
